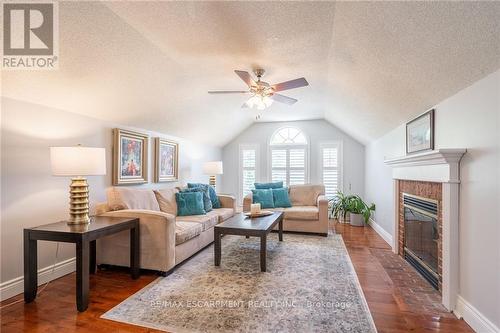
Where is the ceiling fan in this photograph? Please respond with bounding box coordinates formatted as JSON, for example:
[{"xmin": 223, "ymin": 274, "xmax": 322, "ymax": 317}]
[{"xmin": 208, "ymin": 69, "xmax": 309, "ymax": 111}]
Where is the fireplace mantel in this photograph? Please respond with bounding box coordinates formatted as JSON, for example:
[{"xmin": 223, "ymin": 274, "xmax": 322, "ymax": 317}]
[
  {"xmin": 384, "ymin": 148, "xmax": 466, "ymax": 312},
  {"xmin": 384, "ymin": 149, "xmax": 466, "ymax": 183}
]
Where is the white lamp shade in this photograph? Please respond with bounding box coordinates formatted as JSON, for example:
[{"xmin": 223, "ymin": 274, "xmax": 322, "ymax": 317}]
[
  {"xmin": 50, "ymin": 146, "xmax": 106, "ymax": 176},
  {"xmin": 203, "ymin": 161, "xmax": 223, "ymax": 175}
]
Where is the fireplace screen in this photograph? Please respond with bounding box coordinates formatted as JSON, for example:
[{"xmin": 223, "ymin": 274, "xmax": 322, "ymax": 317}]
[{"xmin": 403, "ymin": 193, "xmax": 439, "ymax": 289}]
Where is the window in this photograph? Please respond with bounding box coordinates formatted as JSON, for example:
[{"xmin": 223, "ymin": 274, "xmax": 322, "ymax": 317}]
[
  {"xmin": 320, "ymin": 142, "xmax": 341, "ymax": 197},
  {"xmin": 270, "ymin": 127, "xmax": 308, "ymax": 186},
  {"xmin": 239, "ymin": 144, "xmax": 259, "ymax": 203}
]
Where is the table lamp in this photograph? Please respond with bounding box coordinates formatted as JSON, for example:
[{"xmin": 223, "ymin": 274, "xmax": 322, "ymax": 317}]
[
  {"xmin": 50, "ymin": 146, "xmax": 106, "ymax": 224},
  {"xmin": 203, "ymin": 161, "xmax": 223, "ymax": 190}
]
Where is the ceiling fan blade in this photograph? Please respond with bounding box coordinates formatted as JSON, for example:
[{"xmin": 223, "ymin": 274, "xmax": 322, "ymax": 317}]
[
  {"xmin": 208, "ymin": 90, "xmax": 249, "ymax": 94},
  {"xmin": 272, "ymin": 77, "xmax": 309, "ymax": 92},
  {"xmin": 271, "ymin": 93, "xmax": 298, "ymax": 105},
  {"xmin": 234, "ymin": 70, "xmax": 256, "ymax": 87}
]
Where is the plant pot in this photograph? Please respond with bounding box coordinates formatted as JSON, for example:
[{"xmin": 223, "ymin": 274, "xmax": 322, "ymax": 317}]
[{"xmin": 349, "ymin": 213, "xmax": 364, "ymax": 227}]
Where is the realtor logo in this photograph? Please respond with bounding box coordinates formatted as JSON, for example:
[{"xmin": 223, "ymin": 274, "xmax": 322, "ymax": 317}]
[{"xmin": 2, "ymin": 2, "xmax": 59, "ymax": 69}]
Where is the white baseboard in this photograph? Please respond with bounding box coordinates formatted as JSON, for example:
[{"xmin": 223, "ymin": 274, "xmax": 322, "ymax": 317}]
[
  {"xmin": 368, "ymin": 218, "xmax": 393, "ymax": 249},
  {"xmin": 454, "ymin": 295, "xmax": 499, "ymax": 333},
  {"xmin": 0, "ymin": 257, "xmax": 76, "ymax": 302}
]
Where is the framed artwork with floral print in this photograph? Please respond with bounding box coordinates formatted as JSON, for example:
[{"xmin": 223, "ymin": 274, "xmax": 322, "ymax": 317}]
[
  {"xmin": 154, "ymin": 138, "xmax": 179, "ymax": 182},
  {"xmin": 112, "ymin": 128, "xmax": 149, "ymax": 185}
]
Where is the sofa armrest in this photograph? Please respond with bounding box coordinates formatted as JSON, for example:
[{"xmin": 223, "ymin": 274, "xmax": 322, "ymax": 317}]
[
  {"xmin": 317, "ymin": 195, "xmax": 329, "ymax": 233},
  {"xmin": 97, "ymin": 209, "xmax": 176, "ymax": 271},
  {"xmin": 94, "ymin": 202, "xmax": 110, "ymax": 215},
  {"xmin": 218, "ymin": 194, "xmax": 236, "ymax": 210},
  {"xmin": 243, "ymin": 193, "xmax": 253, "ymax": 212}
]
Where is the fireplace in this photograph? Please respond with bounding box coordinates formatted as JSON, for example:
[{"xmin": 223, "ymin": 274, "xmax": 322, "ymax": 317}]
[
  {"xmin": 385, "ymin": 149, "xmax": 466, "ymax": 311},
  {"xmin": 403, "ymin": 193, "xmax": 439, "ymax": 289}
]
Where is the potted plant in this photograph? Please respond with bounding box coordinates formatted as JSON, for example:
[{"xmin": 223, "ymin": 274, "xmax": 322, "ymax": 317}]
[
  {"xmin": 329, "ymin": 191, "xmax": 354, "ymax": 223},
  {"xmin": 346, "ymin": 195, "xmax": 376, "ymax": 227}
]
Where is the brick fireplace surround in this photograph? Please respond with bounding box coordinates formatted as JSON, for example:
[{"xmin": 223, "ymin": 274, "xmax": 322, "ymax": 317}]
[
  {"xmin": 385, "ymin": 149, "xmax": 466, "ymax": 312},
  {"xmin": 398, "ymin": 180, "xmax": 442, "ymax": 291}
]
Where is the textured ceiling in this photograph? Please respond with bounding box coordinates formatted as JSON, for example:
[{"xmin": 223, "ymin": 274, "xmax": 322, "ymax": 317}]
[{"xmin": 2, "ymin": 1, "xmax": 499, "ymax": 146}]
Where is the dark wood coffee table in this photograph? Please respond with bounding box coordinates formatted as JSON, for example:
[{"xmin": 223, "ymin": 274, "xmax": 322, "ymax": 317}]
[
  {"xmin": 24, "ymin": 216, "xmax": 140, "ymax": 312},
  {"xmin": 214, "ymin": 211, "xmax": 283, "ymax": 272}
]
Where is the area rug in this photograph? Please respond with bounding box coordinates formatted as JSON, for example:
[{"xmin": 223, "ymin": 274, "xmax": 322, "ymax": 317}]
[{"xmin": 102, "ymin": 233, "xmax": 377, "ymax": 333}]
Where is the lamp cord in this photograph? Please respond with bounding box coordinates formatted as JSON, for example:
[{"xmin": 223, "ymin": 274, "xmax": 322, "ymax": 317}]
[{"xmin": 0, "ymin": 242, "xmax": 60, "ymax": 309}]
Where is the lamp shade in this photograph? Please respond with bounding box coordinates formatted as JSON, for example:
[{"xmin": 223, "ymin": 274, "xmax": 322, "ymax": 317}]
[
  {"xmin": 50, "ymin": 146, "xmax": 106, "ymax": 176},
  {"xmin": 203, "ymin": 161, "xmax": 223, "ymax": 175}
]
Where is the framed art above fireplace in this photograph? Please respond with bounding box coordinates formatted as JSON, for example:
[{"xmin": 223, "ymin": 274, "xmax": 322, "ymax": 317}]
[{"xmin": 406, "ymin": 109, "xmax": 434, "ymax": 154}]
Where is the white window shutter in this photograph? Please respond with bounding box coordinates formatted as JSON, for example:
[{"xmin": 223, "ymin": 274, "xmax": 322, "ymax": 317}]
[{"xmin": 321, "ymin": 144, "xmax": 340, "ymax": 198}]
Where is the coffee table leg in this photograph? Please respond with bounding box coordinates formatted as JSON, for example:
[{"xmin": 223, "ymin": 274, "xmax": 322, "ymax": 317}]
[
  {"xmin": 214, "ymin": 229, "xmax": 221, "ymax": 266},
  {"xmin": 130, "ymin": 224, "xmax": 140, "ymax": 279},
  {"xmin": 260, "ymin": 234, "xmax": 267, "ymax": 272},
  {"xmin": 279, "ymin": 216, "xmax": 283, "ymax": 242}
]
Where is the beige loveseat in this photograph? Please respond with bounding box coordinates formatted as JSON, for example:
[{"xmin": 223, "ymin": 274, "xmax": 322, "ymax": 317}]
[
  {"xmin": 243, "ymin": 184, "xmax": 329, "ymax": 236},
  {"xmin": 95, "ymin": 187, "xmax": 235, "ymax": 274}
]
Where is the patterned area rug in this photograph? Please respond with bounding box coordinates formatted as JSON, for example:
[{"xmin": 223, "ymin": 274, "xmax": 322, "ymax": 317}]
[{"xmin": 102, "ymin": 233, "xmax": 376, "ymax": 333}]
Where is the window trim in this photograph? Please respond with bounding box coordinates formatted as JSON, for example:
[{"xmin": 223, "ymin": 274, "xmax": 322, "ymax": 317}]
[
  {"xmin": 238, "ymin": 143, "xmax": 260, "ymax": 204},
  {"xmin": 318, "ymin": 141, "xmax": 343, "ymax": 197}
]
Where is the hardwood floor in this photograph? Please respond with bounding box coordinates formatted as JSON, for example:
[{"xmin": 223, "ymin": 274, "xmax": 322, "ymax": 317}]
[{"xmin": 1, "ymin": 221, "xmax": 472, "ymax": 333}]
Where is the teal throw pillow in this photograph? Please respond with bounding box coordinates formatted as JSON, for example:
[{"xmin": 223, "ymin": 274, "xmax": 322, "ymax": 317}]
[
  {"xmin": 251, "ymin": 189, "xmax": 275, "ymax": 208},
  {"xmin": 176, "ymin": 192, "xmax": 206, "ymax": 216},
  {"xmin": 254, "ymin": 181, "xmax": 283, "ymax": 189},
  {"xmin": 188, "ymin": 183, "xmax": 220, "ymax": 208},
  {"xmin": 181, "ymin": 187, "xmax": 212, "ymax": 212},
  {"xmin": 272, "ymin": 188, "xmax": 291, "ymax": 208}
]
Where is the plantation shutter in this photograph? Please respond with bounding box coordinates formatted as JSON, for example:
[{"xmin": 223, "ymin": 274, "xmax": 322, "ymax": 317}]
[
  {"xmin": 289, "ymin": 148, "xmax": 305, "ymax": 185},
  {"xmin": 321, "ymin": 143, "xmax": 340, "ymax": 197},
  {"xmin": 271, "ymin": 149, "xmax": 287, "ymax": 186},
  {"xmin": 240, "ymin": 145, "xmax": 259, "ymax": 202},
  {"xmin": 271, "ymin": 147, "xmax": 307, "ymax": 186}
]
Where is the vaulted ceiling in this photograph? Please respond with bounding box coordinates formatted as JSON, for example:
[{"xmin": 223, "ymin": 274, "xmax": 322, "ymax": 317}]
[{"xmin": 2, "ymin": 1, "xmax": 499, "ymax": 146}]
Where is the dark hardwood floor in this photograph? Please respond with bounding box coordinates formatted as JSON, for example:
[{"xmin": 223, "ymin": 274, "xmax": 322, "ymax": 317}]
[{"xmin": 1, "ymin": 221, "xmax": 472, "ymax": 332}]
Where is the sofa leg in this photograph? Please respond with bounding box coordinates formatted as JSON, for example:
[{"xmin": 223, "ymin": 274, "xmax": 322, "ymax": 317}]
[{"xmin": 158, "ymin": 269, "xmax": 174, "ymax": 277}]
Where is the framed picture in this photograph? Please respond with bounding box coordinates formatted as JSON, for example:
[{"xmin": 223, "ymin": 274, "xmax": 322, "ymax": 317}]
[
  {"xmin": 406, "ymin": 109, "xmax": 435, "ymax": 154},
  {"xmin": 112, "ymin": 128, "xmax": 149, "ymax": 185},
  {"xmin": 154, "ymin": 138, "xmax": 179, "ymax": 182}
]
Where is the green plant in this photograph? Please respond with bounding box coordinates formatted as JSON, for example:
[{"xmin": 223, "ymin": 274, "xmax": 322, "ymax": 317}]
[
  {"xmin": 329, "ymin": 191, "xmax": 355, "ymax": 221},
  {"xmin": 345, "ymin": 195, "xmax": 376, "ymax": 223}
]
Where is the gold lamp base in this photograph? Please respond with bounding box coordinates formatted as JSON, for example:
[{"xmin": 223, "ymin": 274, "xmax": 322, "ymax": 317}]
[
  {"xmin": 209, "ymin": 175, "xmax": 216, "ymax": 191},
  {"xmin": 68, "ymin": 177, "xmax": 90, "ymax": 225}
]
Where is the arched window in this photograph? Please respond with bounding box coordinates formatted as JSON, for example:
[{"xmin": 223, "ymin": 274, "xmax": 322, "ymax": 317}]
[
  {"xmin": 270, "ymin": 127, "xmax": 307, "ymax": 145},
  {"xmin": 269, "ymin": 127, "xmax": 308, "ymax": 186}
]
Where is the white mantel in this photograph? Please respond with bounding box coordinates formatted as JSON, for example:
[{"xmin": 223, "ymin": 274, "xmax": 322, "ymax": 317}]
[
  {"xmin": 384, "ymin": 148, "xmax": 466, "ymax": 313},
  {"xmin": 384, "ymin": 149, "xmax": 467, "ymax": 183}
]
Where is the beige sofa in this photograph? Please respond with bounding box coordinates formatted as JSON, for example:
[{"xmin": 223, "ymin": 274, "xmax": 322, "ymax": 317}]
[
  {"xmin": 95, "ymin": 187, "xmax": 235, "ymax": 274},
  {"xmin": 243, "ymin": 184, "xmax": 329, "ymax": 236}
]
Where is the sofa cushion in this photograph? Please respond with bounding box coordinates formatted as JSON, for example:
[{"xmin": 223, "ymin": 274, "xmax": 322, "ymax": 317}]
[
  {"xmin": 188, "ymin": 183, "xmax": 220, "ymax": 208},
  {"xmin": 272, "ymin": 188, "xmax": 292, "ymax": 208},
  {"xmin": 154, "ymin": 188, "xmax": 178, "ymax": 215},
  {"xmin": 176, "ymin": 192, "xmax": 206, "ymax": 216},
  {"xmin": 181, "ymin": 187, "xmax": 212, "ymax": 212},
  {"xmin": 211, "ymin": 208, "xmax": 234, "ymax": 222},
  {"xmin": 175, "ymin": 221, "xmax": 203, "ymax": 245},
  {"xmin": 284, "ymin": 206, "xmax": 319, "ymax": 220},
  {"xmin": 254, "ymin": 181, "xmax": 283, "ymax": 189},
  {"xmin": 289, "ymin": 184, "xmax": 325, "ymax": 206},
  {"xmin": 252, "ymin": 189, "xmax": 275, "ymax": 208},
  {"xmin": 177, "ymin": 214, "xmax": 218, "ymax": 231},
  {"xmin": 107, "ymin": 187, "xmax": 160, "ymax": 211}
]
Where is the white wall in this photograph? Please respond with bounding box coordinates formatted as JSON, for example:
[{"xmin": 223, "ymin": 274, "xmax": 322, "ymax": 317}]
[
  {"xmin": 0, "ymin": 97, "xmax": 221, "ymax": 297},
  {"xmin": 221, "ymin": 119, "xmax": 365, "ymax": 201},
  {"xmin": 364, "ymin": 70, "xmax": 500, "ymax": 330}
]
